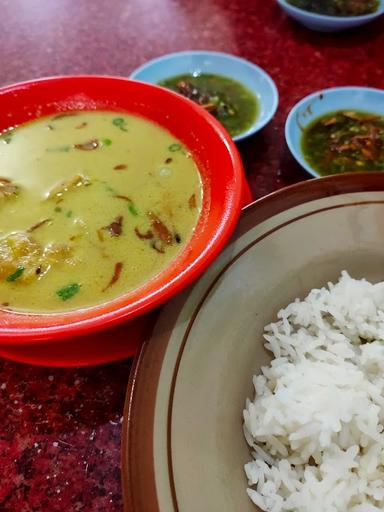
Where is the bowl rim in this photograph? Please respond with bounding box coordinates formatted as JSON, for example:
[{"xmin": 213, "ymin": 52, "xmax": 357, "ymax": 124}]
[
  {"xmin": 276, "ymin": 0, "xmax": 384, "ymax": 21},
  {"xmin": 285, "ymin": 85, "xmax": 384, "ymax": 178},
  {"xmin": 0, "ymin": 74, "xmax": 245, "ymax": 343},
  {"xmin": 130, "ymin": 50, "xmax": 279, "ymax": 141},
  {"xmin": 122, "ymin": 171, "xmax": 384, "ymax": 512}
]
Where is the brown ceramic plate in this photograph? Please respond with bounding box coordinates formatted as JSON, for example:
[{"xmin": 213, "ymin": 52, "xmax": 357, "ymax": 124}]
[{"xmin": 122, "ymin": 173, "xmax": 384, "ymax": 512}]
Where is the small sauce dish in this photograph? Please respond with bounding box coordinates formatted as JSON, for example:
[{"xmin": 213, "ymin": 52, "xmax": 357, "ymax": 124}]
[
  {"xmin": 130, "ymin": 50, "xmax": 279, "ymax": 142},
  {"xmin": 285, "ymin": 86, "xmax": 384, "ymax": 177}
]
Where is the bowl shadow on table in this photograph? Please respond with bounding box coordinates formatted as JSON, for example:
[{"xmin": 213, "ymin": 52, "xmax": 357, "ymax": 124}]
[
  {"xmin": 279, "ymin": 145, "xmax": 311, "ymax": 184},
  {"xmin": 236, "ymin": 130, "xmax": 310, "ymax": 190}
]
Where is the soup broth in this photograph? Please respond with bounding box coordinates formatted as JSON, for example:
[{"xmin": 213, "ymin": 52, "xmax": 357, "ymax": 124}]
[{"xmin": 0, "ymin": 111, "xmax": 202, "ymax": 312}]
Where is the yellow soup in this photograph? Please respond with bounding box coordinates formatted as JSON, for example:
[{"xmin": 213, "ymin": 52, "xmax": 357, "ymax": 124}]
[{"xmin": 0, "ymin": 111, "xmax": 202, "ymax": 312}]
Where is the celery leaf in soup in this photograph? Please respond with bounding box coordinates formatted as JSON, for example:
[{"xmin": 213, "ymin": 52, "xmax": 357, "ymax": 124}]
[
  {"xmin": 6, "ymin": 266, "xmax": 25, "ymax": 282},
  {"xmin": 112, "ymin": 118, "xmax": 128, "ymax": 132},
  {"xmin": 56, "ymin": 283, "xmax": 81, "ymax": 301}
]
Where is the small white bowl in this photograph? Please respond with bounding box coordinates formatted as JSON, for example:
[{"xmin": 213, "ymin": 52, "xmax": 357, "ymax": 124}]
[
  {"xmin": 130, "ymin": 51, "xmax": 279, "ymax": 142},
  {"xmin": 285, "ymin": 86, "xmax": 384, "ymax": 177},
  {"xmin": 276, "ymin": 0, "xmax": 384, "ymax": 32}
]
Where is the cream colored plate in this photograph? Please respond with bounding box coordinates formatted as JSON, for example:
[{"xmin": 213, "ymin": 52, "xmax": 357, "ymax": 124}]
[{"xmin": 123, "ymin": 173, "xmax": 384, "ymax": 512}]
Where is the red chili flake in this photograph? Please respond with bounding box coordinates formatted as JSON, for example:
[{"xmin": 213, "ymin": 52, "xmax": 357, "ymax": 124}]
[
  {"xmin": 27, "ymin": 218, "xmax": 52, "ymax": 233},
  {"xmin": 75, "ymin": 122, "xmax": 88, "ymax": 129},
  {"xmin": 113, "ymin": 164, "xmax": 127, "ymax": 170},
  {"xmin": 114, "ymin": 194, "xmax": 132, "ymax": 202},
  {"xmin": 147, "ymin": 212, "xmax": 173, "ymax": 245},
  {"xmin": 103, "ymin": 262, "xmax": 123, "ymax": 291},
  {"xmin": 74, "ymin": 139, "xmax": 99, "ymax": 151},
  {"xmin": 188, "ymin": 194, "xmax": 197, "ymax": 209},
  {"xmin": 104, "ymin": 216, "xmax": 123, "ymax": 237},
  {"xmin": 134, "ymin": 227, "xmax": 154, "ymax": 240}
]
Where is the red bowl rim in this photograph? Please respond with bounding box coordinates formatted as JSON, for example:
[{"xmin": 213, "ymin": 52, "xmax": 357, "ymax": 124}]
[{"xmin": 0, "ymin": 75, "xmax": 245, "ymax": 344}]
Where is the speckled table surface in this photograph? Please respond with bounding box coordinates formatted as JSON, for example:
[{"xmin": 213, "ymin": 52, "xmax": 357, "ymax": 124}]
[{"xmin": 0, "ymin": 0, "xmax": 383, "ymax": 510}]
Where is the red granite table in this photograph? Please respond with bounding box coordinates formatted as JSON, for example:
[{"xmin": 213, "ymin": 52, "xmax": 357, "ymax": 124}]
[{"xmin": 0, "ymin": 0, "xmax": 383, "ymax": 510}]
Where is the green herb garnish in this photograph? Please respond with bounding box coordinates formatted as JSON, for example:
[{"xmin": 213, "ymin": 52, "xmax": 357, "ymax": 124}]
[
  {"xmin": 128, "ymin": 204, "xmax": 138, "ymax": 216},
  {"xmin": 168, "ymin": 143, "xmax": 182, "ymax": 152},
  {"xmin": 56, "ymin": 283, "xmax": 81, "ymax": 301},
  {"xmin": 66, "ymin": 210, "xmax": 73, "ymax": 218},
  {"xmin": 112, "ymin": 118, "xmax": 128, "ymax": 132},
  {"xmin": 54, "ymin": 206, "xmax": 62, "ymax": 213},
  {"xmin": 104, "ymin": 183, "xmax": 117, "ymax": 194},
  {"xmin": 6, "ymin": 266, "xmax": 25, "ymax": 282},
  {"xmin": 102, "ymin": 138, "xmax": 112, "ymax": 146}
]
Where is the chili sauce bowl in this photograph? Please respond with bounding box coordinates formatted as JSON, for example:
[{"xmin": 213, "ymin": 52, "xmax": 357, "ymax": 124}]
[
  {"xmin": 285, "ymin": 86, "xmax": 384, "ymax": 178},
  {"xmin": 130, "ymin": 51, "xmax": 279, "ymax": 142},
  {"xmin": 0, "ymin": 75, "xmax": 248, "ymax": 366},
  {"xmin": 276, "ymin": 0, "xmax": 384, "ymax": 31}
]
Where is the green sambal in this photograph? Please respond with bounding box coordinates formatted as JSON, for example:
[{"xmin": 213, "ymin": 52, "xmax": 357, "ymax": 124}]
[
  {"xmin": 302, "ymin": 110, "xmax": 384, "ymax": 176},
  {"xmin": 287, "ymin": 0, "xmax": 379, "ymax": 16},
  {"xmin": 159, "ymin": 73, "xmax": 259, "ymax": 137}
]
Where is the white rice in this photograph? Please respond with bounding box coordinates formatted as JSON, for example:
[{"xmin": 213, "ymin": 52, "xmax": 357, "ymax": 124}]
[{"xmin": 243, "ymin": 271, "xmax": 384, "ymax": 512}]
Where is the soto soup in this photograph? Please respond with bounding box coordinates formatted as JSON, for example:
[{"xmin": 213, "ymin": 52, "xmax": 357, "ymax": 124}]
[{"xmin": 0, "ymin": 111, "xmax": 202, "ymax": 313}]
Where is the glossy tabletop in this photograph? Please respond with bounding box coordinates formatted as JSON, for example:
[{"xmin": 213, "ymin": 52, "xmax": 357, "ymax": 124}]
[{"xmin": 0, "ymin": 0, "xmax": 383, "ymax": 510}]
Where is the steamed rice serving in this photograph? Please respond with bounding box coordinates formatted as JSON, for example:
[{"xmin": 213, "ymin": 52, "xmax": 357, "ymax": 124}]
[{"xmin": 243, "ymin": 272, "xmax": 384, "ymax": 512}]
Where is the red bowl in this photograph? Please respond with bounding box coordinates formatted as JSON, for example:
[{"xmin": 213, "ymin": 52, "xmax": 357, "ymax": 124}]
[{"xmin": 0, "ymin": 76, "xmax": 248, "ymax": 366}]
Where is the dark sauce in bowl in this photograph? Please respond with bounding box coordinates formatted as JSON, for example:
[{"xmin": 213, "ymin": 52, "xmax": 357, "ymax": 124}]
[
  {"xmin": 302, "ymin": 110, "xmax": 384, "ymax": 176},
  {"xmin": 287, "ymin": 0, "xmax": 379, "ymax": 16},
  {"xmin": 159, "ymin": 73, "xmax": 259, "ymax": 138}
]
